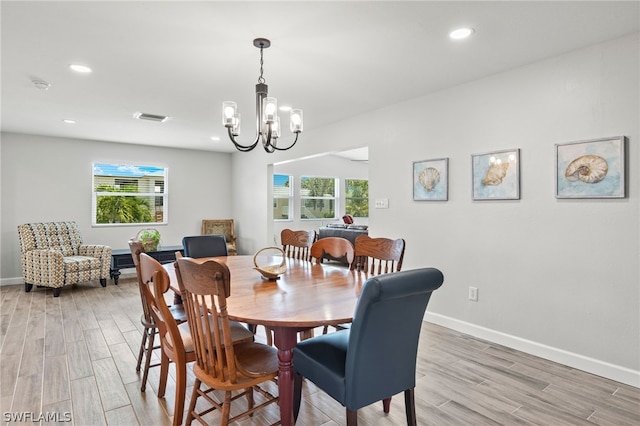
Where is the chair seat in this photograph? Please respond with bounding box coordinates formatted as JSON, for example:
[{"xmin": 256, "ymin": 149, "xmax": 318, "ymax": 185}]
[
  {"xmin": 63, "ymin": 255, "xmax": 102, "ymax": 273},
  {"xmin": 294, "ymin": 330, "xmax": 349, "ymax": 404},
  {"xmin": 168, "ymin": 303, "xmax": 187, "ymax": 323},
  {"xmin": 194, "ymin": 341, "xmax": 279, "ymax": 391},
  {"xmin": 234, "ymin": 341, "xmax": 279, "ymax": 375}
]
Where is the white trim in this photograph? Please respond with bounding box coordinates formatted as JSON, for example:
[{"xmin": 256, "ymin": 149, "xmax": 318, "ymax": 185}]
[
  {"xmin": 425, "ymin": 312, "xmax": 640, "ymax": 388},
  {"xmin": 1, "ymin": 277, "xmax": 24, "ymax": 286}
]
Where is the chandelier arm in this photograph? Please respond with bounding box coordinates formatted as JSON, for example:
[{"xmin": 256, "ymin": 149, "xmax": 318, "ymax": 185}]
[
  {"xmin": 262, "ymin": 123, "xmax": 276, "ymax": 153},
  {"xmin": 227, "ymin": 128, "xmax": 260, "ymax": 152},
  {"xmin": 269, "ymin": 132, "xmax": 300, "ymax": 151}
]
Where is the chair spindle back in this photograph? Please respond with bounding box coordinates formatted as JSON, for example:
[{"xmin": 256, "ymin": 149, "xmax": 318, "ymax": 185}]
[
  {"xmin": 281, "ymin": 229, "xmax": 316, "ymax": 261},
  {"xmin": 353, "ymin": 235, "xmax": 405, "ymax": 275}
]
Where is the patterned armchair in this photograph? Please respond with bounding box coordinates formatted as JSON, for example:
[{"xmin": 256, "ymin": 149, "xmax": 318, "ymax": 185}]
[
  {"xmin": 17, "ymin": 221, "xmax": 112, "ymax": 297},
  {"xmin": 201, "ymin": 219, "xmax": 237, "ymax": 255}
]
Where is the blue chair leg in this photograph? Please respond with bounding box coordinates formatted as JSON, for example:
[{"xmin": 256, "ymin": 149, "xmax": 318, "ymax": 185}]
[
  {"xmin": 293, "ymin": 373, "xmax": 303, "ymax": 422},
  {"xmin": 405, "ymin": 388, "xmax": 417, "ymax": 426}
]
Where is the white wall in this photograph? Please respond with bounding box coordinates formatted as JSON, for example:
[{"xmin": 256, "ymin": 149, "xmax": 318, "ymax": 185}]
[
  {"xmin": 0, "ymin": 133, "xmax": 232, "ymax": 280},
  {"xmin": 272, "ymin": 154, "xmax": 368, "ymax": 244},
  {"xmin": 231, "ymin": 34, "xmax": 639, "ymax": 386}
]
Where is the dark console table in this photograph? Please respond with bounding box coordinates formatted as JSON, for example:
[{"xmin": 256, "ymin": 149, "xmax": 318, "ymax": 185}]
[
  {"xmin": 110, "ymin": 245, "xmax": 183, "ymax": 284},
  {"xmin": 318, "ymin": 226, "xmax": 368, "ymax": 245}
]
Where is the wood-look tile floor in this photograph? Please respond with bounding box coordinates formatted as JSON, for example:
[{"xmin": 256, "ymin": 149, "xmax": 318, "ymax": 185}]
[{"xmin": 1, "ymin": 277, "xmax": 638, "ymax": 426}]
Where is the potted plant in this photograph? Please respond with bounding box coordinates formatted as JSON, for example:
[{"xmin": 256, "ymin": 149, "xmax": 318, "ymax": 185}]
[{"xmin": 137, "ymin": 228, "xmax": 161, "ymax": 252}]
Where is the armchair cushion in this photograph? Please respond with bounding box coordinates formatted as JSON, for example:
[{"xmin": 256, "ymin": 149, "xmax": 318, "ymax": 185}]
[{"xmin": 18, "ymin": 222, "xmax": 111, "ymax": 295}]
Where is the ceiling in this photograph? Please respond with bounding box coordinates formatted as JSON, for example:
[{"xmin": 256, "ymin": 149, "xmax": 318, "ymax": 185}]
[{"xmin": 2, "ymin": 1, "xmax": 638, "ymax": 157}]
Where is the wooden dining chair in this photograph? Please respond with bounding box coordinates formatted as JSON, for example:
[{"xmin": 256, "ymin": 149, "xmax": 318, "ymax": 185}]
[
  {"xmin": 281, "ymin": 228, "xmax": 316, "ymax": 261},
  {"xmin": 138, "ymin": 253, "xmax": 196, "ymax": 426},
  {"xmin": 352, "ymin": 234, "xmax": 405, "ymax": 275},
  {"xmin": 129, "ymin": 239, "xmax": 187, "ymax": 393},
  {"xmin": 310, "ymin": 236, "xmax": 355, "ymax": 266},
  {"xmin": 293, "ymin": 268, "xmax": 445, "ymax": 425},
  {"xmin": 174, "ymin": 257, "xmax": 280, "ymax": 426},
  {"xmin": 324, "ymin": 235, "xmax": 406, "ymax": 336},
  {"xmin": 139, "ymin": 253, "xmax": 255, "ymax": 426}
]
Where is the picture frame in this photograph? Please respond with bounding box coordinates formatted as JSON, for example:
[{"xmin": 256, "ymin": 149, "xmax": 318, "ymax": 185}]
[
  {"xmin": 413, "ymin": 158, "xmax": 448, "ymax": 201},
  {"xmin": 555, "ymin": 136, "xmax": 626, "ymax": 199},
  {"xmin": 472, "ymin": 149, "xmax": 520, "ymax": 200}
]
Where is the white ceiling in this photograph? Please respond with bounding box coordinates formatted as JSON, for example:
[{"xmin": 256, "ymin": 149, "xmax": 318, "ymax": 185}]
[{"xmin": 2, "ymin": 1, "xmax": 638, "ymax": 156}]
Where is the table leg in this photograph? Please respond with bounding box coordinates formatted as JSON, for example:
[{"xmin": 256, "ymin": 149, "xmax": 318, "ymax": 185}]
[
  {"xmin": 110, "ymin": 267, "xmax": 121, "ymax": 285},
  {"xmin": 271, "ymin": 326, "xmax": 299, "ymax": 426}
]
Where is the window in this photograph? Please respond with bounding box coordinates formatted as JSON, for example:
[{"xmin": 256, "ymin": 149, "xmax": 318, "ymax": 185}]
[
  {"xmin": 273, "ymin": 174, "xmax": 293, "ymax": 220},
  {"xmin": 300, "ymin": 176, "xmax": 337, "ymax": 219},
  {"xmin": 92, "ymin": 162, "xmax": 168, "ymax": 225},
  {"xmin": 345, "ymin": 179, "xmax": 369, "ymax": 217}
]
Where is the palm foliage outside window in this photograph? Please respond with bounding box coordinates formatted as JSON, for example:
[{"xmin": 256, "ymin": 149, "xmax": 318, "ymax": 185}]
[
  {"xmin": 300, "ymin": 176, "xmax": 337, "ymax": 219},
  {"xmin": 345, "ymin": 179, "xmax": 369, "ymax": 217}
]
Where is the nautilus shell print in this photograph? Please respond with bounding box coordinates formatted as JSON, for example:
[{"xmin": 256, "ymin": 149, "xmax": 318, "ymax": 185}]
[
  {"xmin": 418, "ymin": 167, "xmax": 440, "ymax": 191},
  {"xmin": 564, "ymin": 155, "xmax": 608, "ymax": 184}
]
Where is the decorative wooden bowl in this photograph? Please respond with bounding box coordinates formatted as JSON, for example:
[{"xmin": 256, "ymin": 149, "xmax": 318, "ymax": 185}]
[{"xmin": 253, "ymin": 247, "xmax": 287, "ymax": 280}]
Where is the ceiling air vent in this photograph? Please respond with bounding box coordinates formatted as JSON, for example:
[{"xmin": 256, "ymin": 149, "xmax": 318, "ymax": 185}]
[{"xmin": 133, "ymin": 112, "xmax": 170, "ymax": 123}]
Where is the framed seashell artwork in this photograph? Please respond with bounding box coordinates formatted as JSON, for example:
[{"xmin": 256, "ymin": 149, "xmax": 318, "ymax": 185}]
[
  {"xmin": 555, "ymin": 136, "xmax": 626, "ymax": 199},
  {"xmin": 472, "ymin": 149, "xmax": 520, "ymax": 200},
  {"xmin": 413, "ymin": 158, "xmax": 448, "ymax": 201}
]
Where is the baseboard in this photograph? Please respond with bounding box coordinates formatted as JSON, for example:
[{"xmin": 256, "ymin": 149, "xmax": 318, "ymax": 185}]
[
  {"xmin": 0, "ymin": 277, "xmax": 24, "ymax": 286},
  {"xmin": 425, "ymin": 312, "xmax": 640, "ymax": 388}
]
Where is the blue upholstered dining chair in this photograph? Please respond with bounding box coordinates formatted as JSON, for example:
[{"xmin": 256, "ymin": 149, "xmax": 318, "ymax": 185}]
[
  {"xmin": 181, "ymin": 234, "xmax": 228, "ymax": 258},
  {"xmin": 292, "ymin": 267, "xmax": 444, "ymax": 425}
]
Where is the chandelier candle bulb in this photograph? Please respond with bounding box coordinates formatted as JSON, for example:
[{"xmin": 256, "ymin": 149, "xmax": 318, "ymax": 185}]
[
  {"xmin": 263, "ymin": 97, "xmax": 277, "ymax": 123},
  {"xmin": 232, "ymin": 114, "xmax": 241, "ymax": 136},
  {"xmin": 272, "ymin": 116, "xmax": 281, "ymax": 138},
  {"xmin": 290, "ymin": 109, "xmax": 303, "ymax": 133},
  {"xmin": 222, "ymin": 101, "xmax": 237, "ymax": 126}
]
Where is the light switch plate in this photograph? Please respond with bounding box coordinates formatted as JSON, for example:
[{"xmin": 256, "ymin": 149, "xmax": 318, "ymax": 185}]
[{"xmin": 374, "ymin": 198, "xmax": 389, "ymax": 209}]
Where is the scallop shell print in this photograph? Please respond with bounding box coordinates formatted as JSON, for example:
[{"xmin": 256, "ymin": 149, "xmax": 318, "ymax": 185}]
[
  {"xmin": 565, "ymin": 155, "xmax": 608, "ymax": 184},
  {"xmin": 419, "ymin": 167, "xmax": 440, "ymax": 191}
]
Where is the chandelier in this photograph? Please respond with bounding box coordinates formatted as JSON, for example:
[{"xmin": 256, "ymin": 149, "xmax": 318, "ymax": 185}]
[{"xmin": 222, "ymin": 38, "xmax": 303, "ymax": 153}]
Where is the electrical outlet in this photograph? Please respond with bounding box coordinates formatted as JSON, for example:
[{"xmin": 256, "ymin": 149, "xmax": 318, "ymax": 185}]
[
  {"xmin": 374, "ymin": 198, "xmax": 389, "ymax": 209},
  {"xmin": 468, "ymin": 286, "xmax": 478, "ymax": 301}
]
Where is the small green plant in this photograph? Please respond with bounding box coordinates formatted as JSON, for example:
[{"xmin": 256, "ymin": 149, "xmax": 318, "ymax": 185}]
[{"xmin": 137, "ymin": 229, "xmax": 161, "ymax": 252}]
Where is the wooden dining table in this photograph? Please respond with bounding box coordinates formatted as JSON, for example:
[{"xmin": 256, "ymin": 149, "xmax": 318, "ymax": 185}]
[{"xmin": 164, "ymin": 254, "xmax": 369, "ymax": 426}]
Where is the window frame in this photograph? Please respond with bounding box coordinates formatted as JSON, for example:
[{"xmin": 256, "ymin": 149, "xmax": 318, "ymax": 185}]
[
  {"xmin": 299, "ymin": 175, "xmax": 338, "ymax": 220},
  {"xmin": 92, "ymin": 162, "xmax": 168, "ymax": 227},
  {"xmin": 344, "ymin": 178, "xmax": 369, "ymax": 218},
  {"xmin": 273, "ymin": 173, "xmax": 293, "ymax": 221}
]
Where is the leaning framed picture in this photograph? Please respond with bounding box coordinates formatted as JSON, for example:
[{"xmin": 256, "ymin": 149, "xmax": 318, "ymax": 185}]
[
  {"xmin": 555, "ymin": 136, "xmax": 626, "ymax": 199},
  {"xmin": 413, "ymin": 158, "xmax": 448, "ymax": 201},
  {"xmin": 472, "ymin": 149, "xmax": 520, "ymax": 200}
]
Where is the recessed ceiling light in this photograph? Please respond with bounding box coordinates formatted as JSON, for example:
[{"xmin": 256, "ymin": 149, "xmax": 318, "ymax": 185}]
[
  {"xmin": 63, "ymin": 119, "xmax": 76, "ymax": 124},
  {"xmin": 279, "ymin": 106, "xmax": 292, "ymax": 112},
  {"xmin": 449, "ymin": 27, "xmax": 474, "ymax": 40},
  {"xmin": 210, "ymin": 136, "xmax": 221, "ymax": 142},
  {"xmin": 69, "ymin": 64, "xmax": 92, "ymax": 73},
  {"xmin": 32, "ymin": 80, "xmax": 51, "ymax": 90}
]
